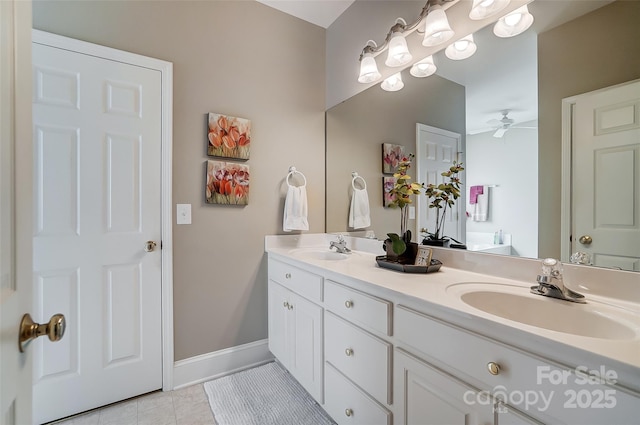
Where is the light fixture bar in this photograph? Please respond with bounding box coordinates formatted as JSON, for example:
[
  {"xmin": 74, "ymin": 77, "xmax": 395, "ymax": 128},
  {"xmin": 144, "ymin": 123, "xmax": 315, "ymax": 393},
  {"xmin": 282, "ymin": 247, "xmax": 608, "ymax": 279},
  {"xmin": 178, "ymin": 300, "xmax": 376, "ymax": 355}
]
[{"xmin": 357, "ymin": 0, "xmax": 456, "ymax": 62}]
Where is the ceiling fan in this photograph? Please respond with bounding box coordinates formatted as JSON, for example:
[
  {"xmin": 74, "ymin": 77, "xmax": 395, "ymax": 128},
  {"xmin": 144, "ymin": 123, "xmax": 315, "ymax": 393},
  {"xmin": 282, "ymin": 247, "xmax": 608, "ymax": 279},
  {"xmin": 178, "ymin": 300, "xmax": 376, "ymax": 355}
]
[{"xmin": 486, "ymin": 110, "xmax": 536, "ymax": 138}]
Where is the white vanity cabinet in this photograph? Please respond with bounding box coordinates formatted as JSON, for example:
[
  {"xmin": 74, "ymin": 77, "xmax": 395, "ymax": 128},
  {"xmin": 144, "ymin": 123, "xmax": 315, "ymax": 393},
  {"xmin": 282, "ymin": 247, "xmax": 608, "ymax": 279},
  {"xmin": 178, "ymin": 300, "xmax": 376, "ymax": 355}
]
[
  {"xmin": 322, "ymin": 280, "xmax": 394, "ymax": 424},
  {"xmin": 267, "ymin": 259, "xmax": 323, "ymax": 402},
  {"xmin": 394, "ymin": 305, "xmax": 639, "ymax": 425},
  {"xmin": 266, "ymin": 248, "xmax": 640, "ymax": 425}
]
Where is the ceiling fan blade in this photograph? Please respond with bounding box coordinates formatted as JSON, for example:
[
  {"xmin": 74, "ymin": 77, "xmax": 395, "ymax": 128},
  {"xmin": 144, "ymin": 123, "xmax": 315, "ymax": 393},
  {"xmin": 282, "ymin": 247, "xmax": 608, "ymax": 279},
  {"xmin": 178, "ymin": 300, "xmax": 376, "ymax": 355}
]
[{"xmin": 493, "ymin": 128, "xmax": 508, "ymax": 138}]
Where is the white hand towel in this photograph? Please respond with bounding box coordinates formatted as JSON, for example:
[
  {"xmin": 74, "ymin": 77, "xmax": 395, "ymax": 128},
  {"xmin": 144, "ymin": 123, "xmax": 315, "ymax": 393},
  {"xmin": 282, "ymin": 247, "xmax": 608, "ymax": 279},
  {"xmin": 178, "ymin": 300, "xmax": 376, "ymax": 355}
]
[
  {"xmin": 470, "ymin": 186, "xmax": 489, "ymax": 221},
  {"xmin": 349, "ymin": 187, "xmax": 371, "ymax": 229},
  {"xmin": 283, "ymin": 185, "xmax": 309, "ymax": 231}
]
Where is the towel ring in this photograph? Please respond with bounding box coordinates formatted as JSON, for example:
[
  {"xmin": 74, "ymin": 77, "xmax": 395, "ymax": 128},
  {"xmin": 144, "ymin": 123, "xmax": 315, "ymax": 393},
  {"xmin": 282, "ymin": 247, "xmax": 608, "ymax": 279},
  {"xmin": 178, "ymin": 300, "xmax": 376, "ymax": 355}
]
[
  {"xmin": 351, "ymin": 172, "xmax": 367, "ymax": 190},
  {"xmin": 287, "ymin": 166, "xmax": 307, "ymax": 187}
]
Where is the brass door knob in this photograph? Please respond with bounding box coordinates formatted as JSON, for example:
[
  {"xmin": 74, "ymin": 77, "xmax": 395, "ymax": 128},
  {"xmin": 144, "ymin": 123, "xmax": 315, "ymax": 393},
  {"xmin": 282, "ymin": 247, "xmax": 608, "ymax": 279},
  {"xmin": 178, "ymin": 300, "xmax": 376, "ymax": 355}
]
[
  {"xmin": 578, "ymin": 235, "xmax": 593, "ymax": 245},
  {"xmin": 19, "ymin": 313, "xmax": 66, "ymax": 352},
  {"xmin": 144, "ymin": 240, "xmax": 157, "ymax": 252}
]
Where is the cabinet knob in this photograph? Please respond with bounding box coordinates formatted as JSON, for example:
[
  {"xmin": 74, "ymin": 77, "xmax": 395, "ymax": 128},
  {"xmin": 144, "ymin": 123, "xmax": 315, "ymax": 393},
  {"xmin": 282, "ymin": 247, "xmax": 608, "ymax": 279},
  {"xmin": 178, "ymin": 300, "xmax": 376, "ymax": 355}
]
[
  {"xmin": 285, "ymin": 273, "xmax": 291, "ymax": 279},
  {"xmin": 345, "ymin": 408, "xmax": 353, "ymax": 417},
  {"xmin": 344, "ymin": 300, "xmax": 353, "ymax": 308},
  {"xmin": 283, "ymin": 301, "xmax": 289, "ymax": 308},
  {"xmin": 288, "ymin": 303, "xmax": 293, "ymax": 310},
  {"xmin": 345, "ymin": 348, "xmax": 353, "ymax": 357},
  {"xmin": 487, "ymin": 362, "xmax": 501, "ymax": 375}
]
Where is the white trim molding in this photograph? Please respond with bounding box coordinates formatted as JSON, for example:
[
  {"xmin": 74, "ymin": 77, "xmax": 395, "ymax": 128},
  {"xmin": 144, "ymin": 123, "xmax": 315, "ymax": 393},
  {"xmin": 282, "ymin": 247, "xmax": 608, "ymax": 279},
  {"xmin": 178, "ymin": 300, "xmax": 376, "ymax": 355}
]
[
  {"xmin": 31, "ymin": 29, "xmax": 175, "ymax": 391},
  {"xmin": 173, "ymin": 339, "xmax": 274, "ymax": 389}
]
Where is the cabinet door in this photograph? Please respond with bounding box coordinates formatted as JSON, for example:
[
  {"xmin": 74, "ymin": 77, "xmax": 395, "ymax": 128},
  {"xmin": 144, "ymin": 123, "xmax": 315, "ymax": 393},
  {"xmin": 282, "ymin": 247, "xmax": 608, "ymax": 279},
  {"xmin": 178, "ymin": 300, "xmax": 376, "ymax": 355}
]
[
  {"xmin": 495, "ymin": 402, "xmax": 542, "ymax": 425},
  {"xmin": 394, "ymin": 349, "xmax": 493, "ymax": 425},
  {"xmin": 268, "ymin": 281, "xmax": 290, "ymax": 364},
  {"xmin": 290, "ymin": 293, "xmax": 323, "ymax": 402}
]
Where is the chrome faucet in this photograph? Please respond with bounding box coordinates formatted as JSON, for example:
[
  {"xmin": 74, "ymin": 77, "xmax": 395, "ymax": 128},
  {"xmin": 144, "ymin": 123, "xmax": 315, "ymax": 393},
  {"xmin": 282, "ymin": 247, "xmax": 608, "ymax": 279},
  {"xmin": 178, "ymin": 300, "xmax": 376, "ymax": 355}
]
[
  {"xmin": 329, "ymin": 235, "xmax": 351, "ymax": 254},
  {"xmin": 530, "ymin": 258, "xmax": 586, "ymax": 303}
]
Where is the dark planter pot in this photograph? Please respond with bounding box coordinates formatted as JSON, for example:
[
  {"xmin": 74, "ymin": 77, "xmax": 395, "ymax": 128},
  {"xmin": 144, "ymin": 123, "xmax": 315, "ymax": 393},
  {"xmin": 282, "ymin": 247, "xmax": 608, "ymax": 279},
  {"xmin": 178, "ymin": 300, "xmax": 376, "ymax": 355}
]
[
  {"xmin": 421, "ymin": 238, "xmax": 450, "ymax": 248},
  {"xmin": 384, "ymin": 241, "xmax": 419, "ymax": 264},
  {"xmin": 403, "ymin": 242, "xmax": 419, "ymax": 263}
]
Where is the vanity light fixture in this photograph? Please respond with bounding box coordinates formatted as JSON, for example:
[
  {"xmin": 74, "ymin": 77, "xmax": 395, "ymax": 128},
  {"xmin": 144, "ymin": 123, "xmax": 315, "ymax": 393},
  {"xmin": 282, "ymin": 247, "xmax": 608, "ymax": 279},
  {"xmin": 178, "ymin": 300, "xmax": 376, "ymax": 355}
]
[
  {"xmin": 381, "ymin": 72, "xmax": 404, "ymax": 92},
  {"xmin": 422, "ymin": 4, "xmax": 455, "ymax": 47},
  {"xmin": 357, "ymin": 41, "xmax": 382, "ymax": 83},
  {"xmin": 493, "ymin": 5, "xmax": 534, "ymax": 37},
  {"xmin": 469, "ymin": 0, "xmax": 511, "ymax": 20},
  {"xmin": 445, "ymin": 34, "xmax": 477, "ymax": 60},
  {"xmin": 386, "ymin": 19, "xmax": 413, "ymax": 67},
  {"xmin": 357, "ymin": 0, "xmax": 455, "ymax": 85},
  {"xmin": 410, "ymin": 55, "xmax": 437, "ymax": 78}
]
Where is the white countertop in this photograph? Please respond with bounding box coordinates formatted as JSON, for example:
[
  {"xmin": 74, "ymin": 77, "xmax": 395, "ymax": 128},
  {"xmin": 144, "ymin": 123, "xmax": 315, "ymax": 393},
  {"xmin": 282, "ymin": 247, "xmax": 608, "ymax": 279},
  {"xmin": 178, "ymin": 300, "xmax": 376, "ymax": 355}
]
[{"xmin": 265, "ymin": 234, "xmax": 640, "ymax": 394}]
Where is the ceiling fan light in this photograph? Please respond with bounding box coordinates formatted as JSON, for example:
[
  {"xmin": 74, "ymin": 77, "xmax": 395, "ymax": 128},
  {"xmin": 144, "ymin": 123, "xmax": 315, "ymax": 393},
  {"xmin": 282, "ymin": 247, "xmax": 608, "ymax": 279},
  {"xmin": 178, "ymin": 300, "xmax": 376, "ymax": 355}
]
[
  {"xmin": 410, "ymin": 56, "xmax": 437, "ymax": 78},
  {"xmin": 358, "ymin": 53, "xmax": 382, "ymax": 83},
  {"xmin": 493, "ymin": 5, "xmax": 534, "ymax": 38},
  {"xmin": 422, "ymin": 5, "xmax": 454, "ymax": 47},
  {"xmin": 386, "ymin": 30, "xmax": 412, "ymax": 67},
  {"xmin": 469, "ymin": 0, "xmax": 510, "ymax": 20},
  {"xmin": 445, "ymin": 34, "xmax": 477, "ymax": 60},
  {"xmin": 381, "ymin": 72, "xmax": 404, "ymax": 92}
]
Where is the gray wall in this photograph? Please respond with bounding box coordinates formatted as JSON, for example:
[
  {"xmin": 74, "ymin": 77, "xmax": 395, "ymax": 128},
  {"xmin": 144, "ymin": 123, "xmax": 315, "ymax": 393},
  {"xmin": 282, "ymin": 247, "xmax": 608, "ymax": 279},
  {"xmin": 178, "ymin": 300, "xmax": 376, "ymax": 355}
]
[
  {"xmin": 326, "ymin": 72, "xmax": 465, "ymax": 239},
  {"xmin": 33, "ymin": 0, "xmax": 326, "ymax": 361},
  {"xmin": 538, "ymin": 0, "xmax": 640, "ymax": 258}
]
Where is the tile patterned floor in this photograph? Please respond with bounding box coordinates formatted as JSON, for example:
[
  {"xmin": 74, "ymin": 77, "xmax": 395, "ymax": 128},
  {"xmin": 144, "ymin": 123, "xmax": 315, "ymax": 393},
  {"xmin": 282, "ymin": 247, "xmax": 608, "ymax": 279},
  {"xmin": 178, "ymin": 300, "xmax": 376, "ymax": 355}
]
[{"xmin": 50, "ymin": 383, "xmax": 216, "ymax": 425}]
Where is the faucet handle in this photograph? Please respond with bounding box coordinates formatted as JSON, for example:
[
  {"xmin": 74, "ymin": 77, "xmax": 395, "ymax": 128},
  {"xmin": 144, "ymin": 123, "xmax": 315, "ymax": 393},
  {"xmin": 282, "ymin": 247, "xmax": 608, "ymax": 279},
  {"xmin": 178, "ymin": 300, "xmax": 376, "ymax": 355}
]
[
  {"xmin": 570, "ymin": 251, "xmax": 591, "ymax": 265},
  {"xmin": 541, "ymin": 258, "xmax": 562, "ymax": 277},
  {"xmin": 337, "ymin": 234, "xmax": 346, "ymax": 243}
]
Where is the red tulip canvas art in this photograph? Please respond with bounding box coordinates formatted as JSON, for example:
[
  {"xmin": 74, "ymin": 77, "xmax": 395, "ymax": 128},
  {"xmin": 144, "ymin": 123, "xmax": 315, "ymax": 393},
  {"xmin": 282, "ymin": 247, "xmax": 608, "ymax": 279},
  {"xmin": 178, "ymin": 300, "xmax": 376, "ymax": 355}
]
[
  {"xmin": 206, "ymin": 160, "xmax": 250, "ymax": 205},
  {"xmin": 207, "ymin": 112, "xmax": 251, "ymax": 160}
]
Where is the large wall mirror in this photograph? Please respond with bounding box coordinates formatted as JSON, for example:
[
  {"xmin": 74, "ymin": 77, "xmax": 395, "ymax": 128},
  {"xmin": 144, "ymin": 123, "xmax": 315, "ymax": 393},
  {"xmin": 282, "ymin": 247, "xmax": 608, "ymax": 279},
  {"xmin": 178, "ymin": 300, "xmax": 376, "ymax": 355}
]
[{"xmin": 326, "ymin": 0, "xmax": 640, "ymax": 271}]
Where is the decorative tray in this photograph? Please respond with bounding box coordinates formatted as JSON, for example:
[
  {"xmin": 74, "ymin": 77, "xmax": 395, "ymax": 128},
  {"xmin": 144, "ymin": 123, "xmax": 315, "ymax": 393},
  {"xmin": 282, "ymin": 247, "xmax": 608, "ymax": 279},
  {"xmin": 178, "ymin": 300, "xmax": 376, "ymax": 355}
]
[{"xmin": 375, "ymin": 255, "xmax": 442, "ymax": 274}]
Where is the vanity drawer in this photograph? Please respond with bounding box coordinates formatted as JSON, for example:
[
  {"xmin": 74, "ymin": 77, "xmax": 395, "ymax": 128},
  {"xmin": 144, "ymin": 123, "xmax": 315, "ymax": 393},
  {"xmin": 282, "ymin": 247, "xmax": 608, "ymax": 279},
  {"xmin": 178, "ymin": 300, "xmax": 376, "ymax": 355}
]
[
  {"xmin": 324, "ymin": 279, "xmax": 392, "ymax": 335},
  {"xmin": 324, "ymin": 363, "xmax": 391, "ymax": 425},
  {"xmin": 268, "ymin": 259, "xmax": 322, "ymax": 303},
  {"xmin": 325, "ymin": 312, "xmax": 391, "ymax": 405},
  {"xmin": 395, "ymin": 305, "xmax": 640, "ymax": 424}
]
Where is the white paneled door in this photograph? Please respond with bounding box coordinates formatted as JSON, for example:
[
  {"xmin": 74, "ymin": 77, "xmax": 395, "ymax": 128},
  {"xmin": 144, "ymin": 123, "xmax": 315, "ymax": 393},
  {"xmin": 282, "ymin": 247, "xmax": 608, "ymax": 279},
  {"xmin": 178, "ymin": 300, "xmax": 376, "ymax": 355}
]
[
  {"xmin": 571, "ymin": 80, "xmax": 640, "ymax": 271},
  {"xmin": 1, "ymin": 1, "xmax": 33, "ymax": 424},
  {"xmin": 32, "ymin": 38, "xmax": 163, "ymax": 423}
]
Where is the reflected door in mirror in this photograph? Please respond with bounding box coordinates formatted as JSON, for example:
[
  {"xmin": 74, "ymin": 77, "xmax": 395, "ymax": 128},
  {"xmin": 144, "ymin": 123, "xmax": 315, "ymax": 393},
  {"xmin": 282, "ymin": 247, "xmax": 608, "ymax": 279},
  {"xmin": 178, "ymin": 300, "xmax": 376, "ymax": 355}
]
[{"xmin": 571, "ymin": 80, "xmax": 640, "ymax": 271}]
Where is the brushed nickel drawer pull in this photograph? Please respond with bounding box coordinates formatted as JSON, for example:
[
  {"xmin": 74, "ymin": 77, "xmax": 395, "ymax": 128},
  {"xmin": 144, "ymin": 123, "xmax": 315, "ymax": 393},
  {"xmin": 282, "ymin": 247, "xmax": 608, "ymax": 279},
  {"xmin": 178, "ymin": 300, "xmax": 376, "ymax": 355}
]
[
  {"xmin": 345, "ymin": 348, "xmax": 354, "ymax": 357},
  {"xmin": 345, "ymin": 300, "xmax": 353, "ymax": 308},
  {"xmin": 345, "ymin": 408, "xmax": 353, "ymax": 417}
]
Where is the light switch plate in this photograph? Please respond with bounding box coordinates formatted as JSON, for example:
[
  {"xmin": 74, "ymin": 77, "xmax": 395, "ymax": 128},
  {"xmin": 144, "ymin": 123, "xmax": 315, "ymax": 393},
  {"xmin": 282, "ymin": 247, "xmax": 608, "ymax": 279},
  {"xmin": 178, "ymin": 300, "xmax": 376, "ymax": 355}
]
[{"xmin": 176, "ymin": 204, "xmax": 191, "ymax": 225}]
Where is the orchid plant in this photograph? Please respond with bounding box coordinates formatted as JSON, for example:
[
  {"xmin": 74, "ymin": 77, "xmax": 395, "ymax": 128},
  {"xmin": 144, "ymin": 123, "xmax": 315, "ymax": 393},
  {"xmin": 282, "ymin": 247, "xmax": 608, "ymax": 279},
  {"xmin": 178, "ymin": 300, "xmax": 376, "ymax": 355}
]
[
  {"xmin": 386, "ymin": 154, "xmax": 423, "ymax": 254},
  {"xmin": 423, "ymin": 162, "xmax": 464, "ymax": 241}
]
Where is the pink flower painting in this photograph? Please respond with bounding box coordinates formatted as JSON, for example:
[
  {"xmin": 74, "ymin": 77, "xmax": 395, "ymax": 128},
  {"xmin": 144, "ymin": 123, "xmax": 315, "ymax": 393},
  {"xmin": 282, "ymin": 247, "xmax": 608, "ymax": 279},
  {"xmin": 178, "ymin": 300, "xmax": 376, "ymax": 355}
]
[
  {"xmin": 206, "ymin": 160, "xmax": 250, "ymax": 205},
  {"xmin": 383, "ymin": 176, "xmax": 396, "ymax": 208},
  {"xmin": 208, "ymin": 113, "xmax": 251, "ymax": 160},
  {"xmin": 382, "ymin": 143, "xmax": 405, "ymax": 174}
]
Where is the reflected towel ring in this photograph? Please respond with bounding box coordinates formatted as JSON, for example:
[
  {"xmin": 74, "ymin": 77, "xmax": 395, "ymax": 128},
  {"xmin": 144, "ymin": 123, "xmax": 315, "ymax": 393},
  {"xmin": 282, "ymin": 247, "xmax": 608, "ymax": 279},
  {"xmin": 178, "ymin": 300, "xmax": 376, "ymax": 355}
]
[
  {"xmin": 287, "ymin": 166, "xmax": 307, "ymax": 187},
  {"xmin": 351, "ymin": 172, "xmax": 367, "ymax": 190}
]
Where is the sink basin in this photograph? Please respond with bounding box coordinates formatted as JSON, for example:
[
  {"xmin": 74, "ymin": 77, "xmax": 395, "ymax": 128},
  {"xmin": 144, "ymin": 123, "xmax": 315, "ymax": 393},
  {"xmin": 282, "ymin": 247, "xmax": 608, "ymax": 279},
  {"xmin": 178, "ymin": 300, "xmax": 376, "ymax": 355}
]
[
  {"xmin": 287, "ymin": 248, "xmax": 350, "ymax": 261},
  {"xmin": 448, "ymin": 283, "xmax": 639, "ymax": 340}
]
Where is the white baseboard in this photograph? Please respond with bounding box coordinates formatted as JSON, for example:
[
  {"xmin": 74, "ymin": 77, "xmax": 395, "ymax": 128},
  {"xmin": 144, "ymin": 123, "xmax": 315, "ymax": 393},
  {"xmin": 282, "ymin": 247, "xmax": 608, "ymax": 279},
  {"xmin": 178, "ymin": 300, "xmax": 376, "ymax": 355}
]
[{"xmin": 172, "ymin": 339, "xmax": 274, "ymax": 389}]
